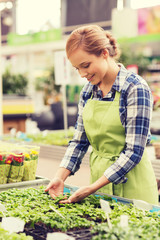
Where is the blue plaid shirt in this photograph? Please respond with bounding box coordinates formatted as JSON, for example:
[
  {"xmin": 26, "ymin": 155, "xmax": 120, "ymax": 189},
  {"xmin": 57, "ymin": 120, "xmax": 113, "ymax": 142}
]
[{"xmin": 60, "ymin": 64, "xmax": 153, "ymax": 184}]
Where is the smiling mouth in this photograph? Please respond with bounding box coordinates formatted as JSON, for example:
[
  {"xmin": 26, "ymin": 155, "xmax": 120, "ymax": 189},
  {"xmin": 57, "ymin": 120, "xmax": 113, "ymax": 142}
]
[{"xmin": 87, "ymin": 74, "xmax": 95, "ymax": 81}]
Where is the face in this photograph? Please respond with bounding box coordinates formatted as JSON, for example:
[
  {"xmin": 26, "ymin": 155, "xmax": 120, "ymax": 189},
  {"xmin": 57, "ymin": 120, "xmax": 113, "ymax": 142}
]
[{"xmin": 69, "ymin": 48, "xmax": 108, "ymax": 85}]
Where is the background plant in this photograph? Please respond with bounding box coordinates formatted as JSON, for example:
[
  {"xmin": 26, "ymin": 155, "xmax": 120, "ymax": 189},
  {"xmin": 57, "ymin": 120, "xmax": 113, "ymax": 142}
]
[
  {"xmin": 2, "ymin": 68, "xmax": 28, "ymax": 96},
  {"xmin": 35, "ymin": 67, "xmax": 61, "ymax": 104},
  {"xmin": 118, "ymin": 42, "xmax": 150, "ymax": 75}
]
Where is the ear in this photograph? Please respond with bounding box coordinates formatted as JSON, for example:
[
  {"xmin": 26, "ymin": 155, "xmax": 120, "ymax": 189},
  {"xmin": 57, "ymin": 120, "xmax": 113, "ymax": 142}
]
[{"xmin": 102, "ymin": 49, "xmax": 108, "ymax": 59}]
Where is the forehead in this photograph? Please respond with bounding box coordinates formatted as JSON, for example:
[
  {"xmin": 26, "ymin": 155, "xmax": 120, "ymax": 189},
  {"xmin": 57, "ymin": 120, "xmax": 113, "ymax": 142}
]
[{"xmin": 69, "ymin": 48, "xmax": 94, "ymax": 67}]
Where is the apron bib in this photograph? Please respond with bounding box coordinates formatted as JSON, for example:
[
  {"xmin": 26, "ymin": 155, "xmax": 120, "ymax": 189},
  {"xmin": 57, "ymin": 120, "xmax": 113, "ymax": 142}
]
[{"xmin": 83, "ymin": 91, "xmax": 158, "ymax": 205}]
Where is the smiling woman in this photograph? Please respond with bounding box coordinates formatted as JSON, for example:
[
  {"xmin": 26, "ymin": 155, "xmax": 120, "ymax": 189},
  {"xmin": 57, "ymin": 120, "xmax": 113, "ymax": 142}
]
[
  {"xmin": 45, "ymin": 24, "xmax": 158, "ymax": 206},
  {"xmin": 66, "ymin": 25, "xmax": 120, "ymax": 92}
]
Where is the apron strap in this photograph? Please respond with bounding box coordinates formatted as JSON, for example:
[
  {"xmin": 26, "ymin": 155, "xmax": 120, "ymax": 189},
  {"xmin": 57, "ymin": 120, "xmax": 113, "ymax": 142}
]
[{"xmin": 92, "ymin": 147, "xmax": 119, "ymax": 161}]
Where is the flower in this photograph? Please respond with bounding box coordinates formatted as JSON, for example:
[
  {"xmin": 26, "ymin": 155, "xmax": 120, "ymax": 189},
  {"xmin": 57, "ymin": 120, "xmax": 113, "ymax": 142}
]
[
  {"xmin": 24, "ymin": 153, "xmax": 31, "ymax": 161},
  {"xmin": 30, "ymin": 149, "xmax": 39, "ymax": 160},
  {"xmin": 5, "ymin": 154, "xmax": 13, "ymax": 164},
  {"xmin": 0, "ymin": 154, "xmax": 6, "ymax": 165},
  {"xmin": 5, "ymin": 159, "xmax": 12, "ymax": 164},
  {"xmin": 13, "ymin": 155, "xmax": 24, "ymax": 163},
  {"xmin": 12, "ymin": 153, "xmax": 24, "ymax": 166},
  {"xmin": 31, "ymin": 150, "xmax": 38, "ymax": 155}
]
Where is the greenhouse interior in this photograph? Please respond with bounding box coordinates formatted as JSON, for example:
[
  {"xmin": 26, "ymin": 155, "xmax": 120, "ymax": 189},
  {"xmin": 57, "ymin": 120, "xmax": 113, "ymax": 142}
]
[{"xmin": 0, "ymin": 0, "xmax": 160, "ymax": 239}]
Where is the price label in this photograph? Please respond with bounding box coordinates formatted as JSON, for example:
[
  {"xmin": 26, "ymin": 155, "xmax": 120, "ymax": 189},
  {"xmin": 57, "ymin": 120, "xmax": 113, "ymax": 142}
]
[
  {"xmin": 1, "ymin": 217, "xmax": 25, "ymax": 234},
  {"xmin": 47, "ymin": 232, "xmax": 75, "ymax": 240},
  {"xmin": 120, "ymin": 214, "xmax": 128, "ymax": 228}
]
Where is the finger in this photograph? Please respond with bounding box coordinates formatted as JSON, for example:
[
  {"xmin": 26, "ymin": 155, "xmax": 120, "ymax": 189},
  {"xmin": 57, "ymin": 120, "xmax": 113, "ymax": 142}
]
[
  {"xmin": 45, "ymin": 182, "xmax": 53, "ymax": 192},
  {"xmin": 60, "ymin": 198, "xmax": 72, "ymax": 204},
  {"xmin": 45, "ymin": 187, "xmax": 49, "ymax": 192},
  {"xmin": 63, "ymin": 194, "xmax": 68, "ymax": 199},
  {"xmin": 50, "ymin": 193, "xmax": 56, "ymax": 199},
  {"xmin": 59, "ymin": 199, "xmax": 71, "ymax": 204},
  {"xmin": 48, "ymin": 189, "xmax": 59, "ymax": 199}
]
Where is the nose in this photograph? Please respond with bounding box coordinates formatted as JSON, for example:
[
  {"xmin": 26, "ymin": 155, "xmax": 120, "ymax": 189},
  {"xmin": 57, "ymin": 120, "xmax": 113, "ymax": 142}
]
[{"xmin": 78, "ymin": 69, "xmax": 87, "ymax": 78}]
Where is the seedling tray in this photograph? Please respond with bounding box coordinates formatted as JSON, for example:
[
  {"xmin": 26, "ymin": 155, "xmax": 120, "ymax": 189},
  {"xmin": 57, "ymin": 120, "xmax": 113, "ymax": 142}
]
[
  {"xmin": 64, "ymin": 184, "xmax": 160, "ymax": 210},
  {"xmin": 64, "ymin": 183, "xmax": 133, "ymax": 204},
  {"xmin": 1, "ymin": 183, "xmax": 160, "ymax": 240},
  {"xmin": 24, "ymin": 224, "xmax": 95, "ymax": 240}
]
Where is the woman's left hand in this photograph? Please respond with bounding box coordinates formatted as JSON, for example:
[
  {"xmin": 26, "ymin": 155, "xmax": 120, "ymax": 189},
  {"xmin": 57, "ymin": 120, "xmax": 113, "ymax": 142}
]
[
  {"xmin": 60, "ymin": 185, "xmax": 95, "ymax": 203},
  {"xmin": 60, "ymin": 175, "xmax": 110, "ymax": 203}
]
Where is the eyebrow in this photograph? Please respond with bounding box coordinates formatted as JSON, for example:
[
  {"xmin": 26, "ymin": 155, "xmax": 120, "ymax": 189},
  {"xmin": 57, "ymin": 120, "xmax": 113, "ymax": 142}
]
[
  {"xmin": 80, "ymin": 61, "xmax": 89, "ymax": 66},
  {"xmin": 74, "ymin": 62, "xmax": 89, "ymax": 68}
]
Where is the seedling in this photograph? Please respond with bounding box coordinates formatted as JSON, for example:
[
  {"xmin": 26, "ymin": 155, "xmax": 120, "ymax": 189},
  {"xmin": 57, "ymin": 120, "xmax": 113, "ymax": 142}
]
[{"xmin": 100, "ymin": 199, "xmax": 112, "ymax": 229}]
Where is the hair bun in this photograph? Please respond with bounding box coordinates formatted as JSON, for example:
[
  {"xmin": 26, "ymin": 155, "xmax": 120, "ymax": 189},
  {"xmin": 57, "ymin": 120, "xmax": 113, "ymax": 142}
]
[{"xmin": 105, "ymin": 31, "xmax": 119, "ymax": 58}]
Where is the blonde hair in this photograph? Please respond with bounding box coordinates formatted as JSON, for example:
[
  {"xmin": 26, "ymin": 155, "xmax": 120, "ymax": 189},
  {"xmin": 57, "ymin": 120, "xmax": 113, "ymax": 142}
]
[{"xmin": 66, "ymin": 25, "xmax": 120, "ymax": 59}]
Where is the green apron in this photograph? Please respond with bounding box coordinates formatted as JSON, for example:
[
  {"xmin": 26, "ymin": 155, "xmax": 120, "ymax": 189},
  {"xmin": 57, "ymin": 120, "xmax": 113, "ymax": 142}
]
[{"xmin": 83, "ymin": 90, "xmax": 158, "ymax": 205}]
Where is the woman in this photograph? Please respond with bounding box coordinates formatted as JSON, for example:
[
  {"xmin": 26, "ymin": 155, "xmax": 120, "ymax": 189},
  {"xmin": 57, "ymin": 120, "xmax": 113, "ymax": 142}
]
[{"xmin": 45, "ymin": 25, "xmax": 158, "ymax": 205}]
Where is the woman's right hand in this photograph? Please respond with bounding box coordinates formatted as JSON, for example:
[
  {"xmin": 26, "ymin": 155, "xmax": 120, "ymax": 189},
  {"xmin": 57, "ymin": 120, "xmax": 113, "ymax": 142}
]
[{"xmin": 45, "ymin": 178, "xmax": 64, "ymax": 199}]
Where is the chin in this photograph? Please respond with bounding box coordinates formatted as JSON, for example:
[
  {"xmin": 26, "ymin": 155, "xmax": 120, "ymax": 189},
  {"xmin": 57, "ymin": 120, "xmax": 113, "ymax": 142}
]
[
  {"xmin": 91, "ymin": 80, "xmax": 100, "ymax": 86},
  {"xmin": 90, "ymin": 81, "xmax": 96, "ymax": 85}
]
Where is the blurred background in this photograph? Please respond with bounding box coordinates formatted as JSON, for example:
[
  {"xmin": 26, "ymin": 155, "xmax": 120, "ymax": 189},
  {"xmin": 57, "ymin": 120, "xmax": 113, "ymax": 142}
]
[
  {"xmin": 0, "ymin": 0, "xmax": 160, "ymax": 188},
  {"xmin": 0, "ymin": 0, "xmax": 160, "ymax": 137}
]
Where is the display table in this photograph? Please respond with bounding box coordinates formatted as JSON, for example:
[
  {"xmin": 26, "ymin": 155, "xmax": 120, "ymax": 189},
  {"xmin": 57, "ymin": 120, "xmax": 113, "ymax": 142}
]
[{"xmin": 2, "ymin": 95, "xmax": 34, "ymax": 133}]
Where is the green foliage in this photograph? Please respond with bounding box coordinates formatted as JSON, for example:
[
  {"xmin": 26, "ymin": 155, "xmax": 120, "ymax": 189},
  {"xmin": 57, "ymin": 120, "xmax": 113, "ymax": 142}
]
[
  {"xmin": 35, "ymin": 67, "xmax": 61, "ymax": 94},
  {"xmin": 92, "ymin": 201, "xmax": 160, "ymax": 239},
  {"xmin": 2, "ymin": 129, "xmax": 74, "ymax": 146},
  {"xmin": 0, "ymin": 224, "xmax": 33, "ymax": 240},
  {"xmin": 118, "ymin": 43, "xmax": 150, "ymax": 75},
  {"xmin": 0, "ymin": 186, "xmax": 160, "ymax": 239},
  {"xmin": 26, "ymin": 130, "xmax": 74, "ymax": 146},
  {"xmin": 2, "ymin": 68, "xmax": 28, "ymax": 96},
  {"xmin": 0, "ymin": 187, "xmax": 104, "ymax": 232}
]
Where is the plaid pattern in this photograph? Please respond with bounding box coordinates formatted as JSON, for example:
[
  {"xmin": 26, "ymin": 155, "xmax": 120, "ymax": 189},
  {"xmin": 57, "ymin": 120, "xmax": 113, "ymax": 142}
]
[{"xmin": 60, "ymin": 64, "xmax": 153, "ymax": 184}]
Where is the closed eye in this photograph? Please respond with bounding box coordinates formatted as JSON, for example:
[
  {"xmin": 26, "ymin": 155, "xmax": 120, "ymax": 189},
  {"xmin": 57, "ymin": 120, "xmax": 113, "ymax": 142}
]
[
  {"xmin": 74, "ymin": 63, "xmax": 90, "ymax": 70},
  {"xmin": 83, "ymin": 63, "xmax": 90, "ymax": 68}
]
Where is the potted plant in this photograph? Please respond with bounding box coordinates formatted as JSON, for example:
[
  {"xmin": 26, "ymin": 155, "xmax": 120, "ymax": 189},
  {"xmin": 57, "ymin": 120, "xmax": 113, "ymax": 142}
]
[{"xmin": 2, "ymin": 68, "xmax": 28, "ymax": 96}]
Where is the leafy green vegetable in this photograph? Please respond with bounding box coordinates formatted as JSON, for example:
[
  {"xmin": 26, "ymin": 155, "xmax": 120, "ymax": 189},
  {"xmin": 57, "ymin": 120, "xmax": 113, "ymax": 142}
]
[
  {"xmin": 0, "ymin": 186, "xmax": 160, "ymax": 239},
  {"xmin": 0, "ymin": 187, "xmax": 105, "ymax": 232}
]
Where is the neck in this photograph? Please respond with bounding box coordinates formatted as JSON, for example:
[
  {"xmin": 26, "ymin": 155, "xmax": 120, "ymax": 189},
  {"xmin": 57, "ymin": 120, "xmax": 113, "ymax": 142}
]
[
  {"xmin": 99, "ymin": 61, "xmax": 120, "ymax": 96},
  {"xmin": 105, "ymin": 61, "xmax": 120, "ymax": 84}
]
